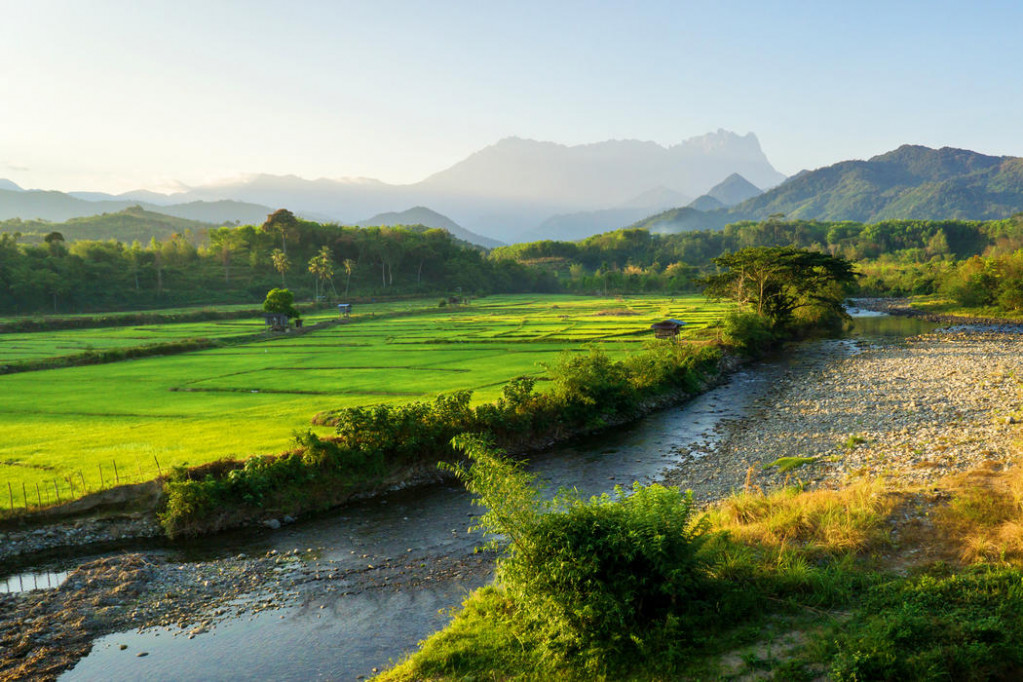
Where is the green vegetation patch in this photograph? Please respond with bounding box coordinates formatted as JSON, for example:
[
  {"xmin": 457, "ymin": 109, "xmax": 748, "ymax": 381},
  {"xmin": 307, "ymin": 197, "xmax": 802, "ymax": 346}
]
[
  {"xmin": 0, "ymin": 295, "xmax": 731, "ymax": 512},
  {"xmin": 767, "ymin": 456, "xmax": 817, "ymax": 473}
]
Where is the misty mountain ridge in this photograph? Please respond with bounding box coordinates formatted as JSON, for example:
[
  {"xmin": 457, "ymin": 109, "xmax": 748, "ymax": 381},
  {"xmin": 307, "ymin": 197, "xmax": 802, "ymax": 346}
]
[
  {"xmin": 706, "ymin": 173, "xmax": 762, "ymax": 206},
  {"xmin": 356, "ymin": 206, "xmax": 503, "ymax": 249},
  {"xmin": 98, "ymin": 130, "xmax": 785, "ymax": 242},
  {"xmin": 0, "ymin": 187, "xmax": 278, "ymax": 225},
  {"xmin": 0, "ymin": 130, "xmax": 786, "ymax": 242},
  {"xmin": 631, "ymin": 144, "xmax": 1023, "ymax": 234}
]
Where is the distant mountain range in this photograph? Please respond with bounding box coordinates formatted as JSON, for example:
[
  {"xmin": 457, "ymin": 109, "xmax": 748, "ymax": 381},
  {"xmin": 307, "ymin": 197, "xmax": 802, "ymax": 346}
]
[
  {"xmin": 7, "ymin": 139, "xmax": 1017, "ymax": 247},
  {"xmin": 356, "ymin": 206, "xmax": 503, "ymax": 248},
  {"xmin": 0, "ymin": 184, "xmax": 276, "ymax": 225},
  {"xmin": 520, "ymin": 174, "xmax": 763, "ymax": 242},
  {"xmin": 0, "ymin": 130, "xmax": 785, "ymax": 244},
  {"xmin": 633, "ymin": 145, "xmax": 1023, "ymax": 234}
]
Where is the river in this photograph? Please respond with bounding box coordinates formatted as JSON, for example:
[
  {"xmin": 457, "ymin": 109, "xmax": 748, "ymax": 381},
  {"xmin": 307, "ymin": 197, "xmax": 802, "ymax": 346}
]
[{"xmin": 3, "ymin": 314, "xmax": 935, "ymax": 681}]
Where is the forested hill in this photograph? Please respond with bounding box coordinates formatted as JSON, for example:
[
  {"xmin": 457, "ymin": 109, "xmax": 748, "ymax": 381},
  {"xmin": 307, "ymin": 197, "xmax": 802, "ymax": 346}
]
[
  {"xmin": 633, "ymin": 145, "xmax": 1023, "ymax": 233},
  {"xmin": 3, "ymin": 207, "xmax": 215, "ymax": 245},
  {"xmin": 356, "ymin": 206, "xmax": 503, "ymax": 248}
]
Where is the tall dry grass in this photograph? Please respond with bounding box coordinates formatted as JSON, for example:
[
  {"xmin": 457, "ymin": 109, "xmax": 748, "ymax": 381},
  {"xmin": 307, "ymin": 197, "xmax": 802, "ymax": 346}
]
[
  {"xmin": 933, "ymin": 460, "xmax": 1023, "ymax": 564},
  {"xmin": 708, "ymin": 475, "xmax": 894, "ymax": 559}
]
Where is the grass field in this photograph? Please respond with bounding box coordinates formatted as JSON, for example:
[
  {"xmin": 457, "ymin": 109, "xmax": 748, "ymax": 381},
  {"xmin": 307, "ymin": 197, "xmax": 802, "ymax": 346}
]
[
  {"xmin": 0, "ymin": 295, "xmax": 732, "ymax": 510},
  {"xmin": 0, "ymin": 300, "xmax": 439, "ymax": 365}
]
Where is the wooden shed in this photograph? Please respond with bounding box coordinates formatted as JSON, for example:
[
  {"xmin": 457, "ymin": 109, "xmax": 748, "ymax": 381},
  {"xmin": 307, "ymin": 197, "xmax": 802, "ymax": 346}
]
[
  {"xmin": 263, "ymin": 313, "xmax": 290, "ymax": 332},
  {"xmin": 650, "ymin": 318, "xmax": 686, "ymax": 339}
]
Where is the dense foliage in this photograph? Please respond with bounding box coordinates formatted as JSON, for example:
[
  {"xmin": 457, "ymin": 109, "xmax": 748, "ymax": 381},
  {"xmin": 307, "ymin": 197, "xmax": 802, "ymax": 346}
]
[
  {"xmin": 0, "ymin": 216, "xmax": 555, "ymax": 314},
  {"xmin": 703, "ymin": 247, "xmax": 856, "ymax": 329}
]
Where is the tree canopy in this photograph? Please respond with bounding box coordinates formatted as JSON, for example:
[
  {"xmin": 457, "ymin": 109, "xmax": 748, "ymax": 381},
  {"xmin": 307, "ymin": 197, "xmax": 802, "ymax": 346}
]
[{"xmin": 702, "ymin": 246, "xmax": 856, "ymax": 326}]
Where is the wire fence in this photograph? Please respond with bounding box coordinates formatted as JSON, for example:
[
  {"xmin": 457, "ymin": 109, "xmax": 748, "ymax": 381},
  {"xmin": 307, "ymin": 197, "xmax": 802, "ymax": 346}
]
[{"xmin": 2, "ymin": 455, "xmax": 165, "ymax": 516}]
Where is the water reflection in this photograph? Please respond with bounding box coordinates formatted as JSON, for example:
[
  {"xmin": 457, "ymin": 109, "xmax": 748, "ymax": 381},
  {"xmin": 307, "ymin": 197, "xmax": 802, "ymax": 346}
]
[{"xmin": 0, "ymin": 569, "xmax": 68, "ymax": 594}]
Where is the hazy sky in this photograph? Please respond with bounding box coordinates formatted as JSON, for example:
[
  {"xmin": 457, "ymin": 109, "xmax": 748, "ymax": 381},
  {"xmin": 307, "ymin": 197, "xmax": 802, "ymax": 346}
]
[{"xmin": 2, "ymin": 0, "xmax": 1021, "ymax": 193}]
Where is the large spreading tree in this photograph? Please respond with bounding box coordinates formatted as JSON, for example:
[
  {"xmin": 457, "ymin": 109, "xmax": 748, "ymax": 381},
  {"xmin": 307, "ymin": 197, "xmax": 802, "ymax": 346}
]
[{"xmin": 702, "ymin": 246, "xmax": 856, "ymax": 327}]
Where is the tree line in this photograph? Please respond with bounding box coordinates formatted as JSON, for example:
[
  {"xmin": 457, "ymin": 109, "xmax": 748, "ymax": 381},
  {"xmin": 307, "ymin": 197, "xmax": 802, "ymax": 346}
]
[{"xmin": 0, "ymin": 210, "xmax": 556, "ymax": 314}]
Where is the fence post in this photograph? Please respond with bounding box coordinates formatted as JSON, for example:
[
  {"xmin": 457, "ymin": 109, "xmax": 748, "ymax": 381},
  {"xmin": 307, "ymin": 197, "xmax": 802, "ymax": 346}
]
[
  {"xmin": 35, "ymin": 482, "xmax": 41, "ymax": 507},
  {"xmin": 53, "ymin": 479, "xmax": 60, "ymax": 503},
  {"xmin": 7, "ymin": 482, "xmax": 12, "ymax": 512},
  {"xmin": 22, "ymin": 482, "xmax": 28, "ymax": 510},
  {"xmin": 154, "ymin": 455, "xmax": 162, "ymax": 477},
  {"xmin": 79, "ymin": 470, "xmax": 86, "ymax": 493},
  {"xmin": 113, "ymin": 460, "xmax": 120, "ymax": 484}
]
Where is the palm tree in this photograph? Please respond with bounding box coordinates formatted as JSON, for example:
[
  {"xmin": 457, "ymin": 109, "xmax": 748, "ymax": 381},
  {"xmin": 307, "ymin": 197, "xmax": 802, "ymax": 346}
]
[
  {"xmin": 271, "ymin": 248, "xmax": 291, "ymax": 287},
  {"xmin": 342, "ymin": 258, "xmax": 356, "ymax": 298}
]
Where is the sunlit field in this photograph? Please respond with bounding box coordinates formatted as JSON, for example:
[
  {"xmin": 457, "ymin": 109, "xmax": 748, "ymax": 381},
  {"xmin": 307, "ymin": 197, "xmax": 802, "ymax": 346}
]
[{"xmin": 0, "ymin": 294, "xmax": 732, "ymax": 509}]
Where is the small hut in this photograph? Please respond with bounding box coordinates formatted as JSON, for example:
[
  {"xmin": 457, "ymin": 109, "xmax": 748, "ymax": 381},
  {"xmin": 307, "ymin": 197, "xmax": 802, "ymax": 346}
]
[
  {"xmin": 650, "ymin": 318, "xmax": 686, "ymax": 340},
  {"xmin": 263, "ymin": 312, "xmax": 290, "ymax": 332},
  {"xmin": 337, "ymin": 303, "xmax": 352, "ymax": 319}
]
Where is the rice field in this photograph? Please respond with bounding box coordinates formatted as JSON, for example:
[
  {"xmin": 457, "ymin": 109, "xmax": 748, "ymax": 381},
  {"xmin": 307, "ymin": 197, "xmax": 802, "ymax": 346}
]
[{"xmin": 0, "ymin": 294, "xmax": 732, "ymax": 510}]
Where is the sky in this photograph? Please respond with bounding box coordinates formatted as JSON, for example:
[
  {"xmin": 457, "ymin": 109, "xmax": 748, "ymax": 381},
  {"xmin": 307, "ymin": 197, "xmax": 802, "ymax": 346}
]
[{"xmin": 2, "ymin": 0, "xmax": 1022, "ymax": 194}]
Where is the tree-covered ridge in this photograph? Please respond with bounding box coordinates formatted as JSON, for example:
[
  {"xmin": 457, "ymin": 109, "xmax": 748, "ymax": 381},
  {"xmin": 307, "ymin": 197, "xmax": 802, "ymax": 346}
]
[
  {"xmin": 631, "ymin": 145, "xmax": 1023, "ymax": 233},
  {"xmin": 1, "ymin": 206, "xmax": 217, "ymax": 245},
  {"xmin": 493, "ymin": 217, "xmax": 1023, "ymax": 269},
  {"xmin": 0, "ymin": 214, "xmax": 555, "ymax": 314}
]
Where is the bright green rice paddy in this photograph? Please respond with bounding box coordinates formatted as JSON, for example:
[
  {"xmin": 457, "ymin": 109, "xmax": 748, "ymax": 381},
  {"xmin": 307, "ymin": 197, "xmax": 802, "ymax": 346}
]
[{"xmin": 0, "ymin": 295, "xmax": 731, "ymax": 510}]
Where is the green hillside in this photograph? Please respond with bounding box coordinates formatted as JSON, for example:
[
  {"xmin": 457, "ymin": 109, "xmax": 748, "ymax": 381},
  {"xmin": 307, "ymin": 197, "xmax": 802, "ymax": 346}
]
[
  {"xmin": 4, "ymin": 206, "xmax": 216, "ymax": 244},
  {"xmin": 633, "ymin": 145, "xmax": 1023, "ymax": 233}
]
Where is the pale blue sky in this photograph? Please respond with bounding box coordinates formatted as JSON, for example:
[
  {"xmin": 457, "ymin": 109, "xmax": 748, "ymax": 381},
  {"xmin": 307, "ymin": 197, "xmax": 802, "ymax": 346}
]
[{"xmin": 2, "ymin": 0, "xmax": 1020, "ymax": 193}]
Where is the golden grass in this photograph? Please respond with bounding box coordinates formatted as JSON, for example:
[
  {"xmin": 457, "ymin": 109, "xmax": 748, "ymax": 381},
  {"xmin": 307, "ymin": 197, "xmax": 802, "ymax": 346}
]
[
  {"xmin": 932, "ymin": 460, "xmax": 1023, "ymax": 564},
  {"xmin": 707, "ymin": 477, "xmax": 894, "ymax": 559}
]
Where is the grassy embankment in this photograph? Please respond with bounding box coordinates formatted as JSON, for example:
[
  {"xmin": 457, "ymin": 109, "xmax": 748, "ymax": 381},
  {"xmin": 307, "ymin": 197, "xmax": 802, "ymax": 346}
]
[
  {"xmin": 380, "ymin": 446, "xmax": 1023, "ymax": 681},
  {"xmin": 903, "ymin": 295, "xmax": 1023, "ymax": 321},
  {"xmin": 0, "ymin": 295, "xmax": 730, "ymax": 516}
]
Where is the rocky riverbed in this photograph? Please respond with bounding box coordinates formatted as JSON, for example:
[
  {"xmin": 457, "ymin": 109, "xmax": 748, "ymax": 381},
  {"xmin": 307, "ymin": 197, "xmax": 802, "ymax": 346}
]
[
  {"xmin": 663, "ymin": 328, "xmax": 1023, "ymax": 499},
  {"xmin": 0, "ymin": 545, "xmax": 494, "ymax": 680}
]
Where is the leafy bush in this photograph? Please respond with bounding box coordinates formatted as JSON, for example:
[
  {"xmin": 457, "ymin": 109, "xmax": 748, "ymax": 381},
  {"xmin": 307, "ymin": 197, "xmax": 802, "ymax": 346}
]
[
  {"xmin": 546, "ymin": 348, "xmax": 636, "ymax": 422},
  {"xmin": 263, "ymin": 287, "xmax": 300, "ymax": 318},
  {"xmin": 444, "ymin": 435, "xmax": 714, "ymax": 669},
  {"xmin": 720, "ymin": 311, "xmax": 777, "ymax": 356}
]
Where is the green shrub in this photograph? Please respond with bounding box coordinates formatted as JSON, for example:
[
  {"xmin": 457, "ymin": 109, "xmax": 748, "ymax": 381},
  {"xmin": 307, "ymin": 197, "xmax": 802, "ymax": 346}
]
[
  {"xmin": 546, "ymin": 348, "xmax": 636, "ymax": 421},
  {"xmin": 444, "ymin": 435, "xmax": 715, "ymax": 669},
  {"xmin": 720, "ymin": 311, "xmax": 777, "ymax": 356}
]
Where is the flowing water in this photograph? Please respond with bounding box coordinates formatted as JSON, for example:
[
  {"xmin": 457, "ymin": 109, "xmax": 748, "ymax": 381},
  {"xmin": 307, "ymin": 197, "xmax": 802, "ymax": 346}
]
[{"xmin": 4, "ymin": 314, "xmax": 934, "ymax": 681}]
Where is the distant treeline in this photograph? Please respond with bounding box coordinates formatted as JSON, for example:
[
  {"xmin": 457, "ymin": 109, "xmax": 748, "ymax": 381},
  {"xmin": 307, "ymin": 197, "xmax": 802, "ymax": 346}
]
[
  {"xmin": 0, "ymin": 214, "xmax": 556, "ymax": 314},
  {"xmin": 5, "ymin": 213, "xmax": 1023, "ymax": 315},
  {"xmin": 492, "ymin": 216, "xmax": 1023, "ymax": 308}
]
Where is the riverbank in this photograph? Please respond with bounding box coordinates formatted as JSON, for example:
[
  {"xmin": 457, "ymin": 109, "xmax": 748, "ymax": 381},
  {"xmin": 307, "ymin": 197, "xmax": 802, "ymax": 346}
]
[{"xmin": 661, "ymin": 328, "xmax": 1023, "ymax": 500}]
